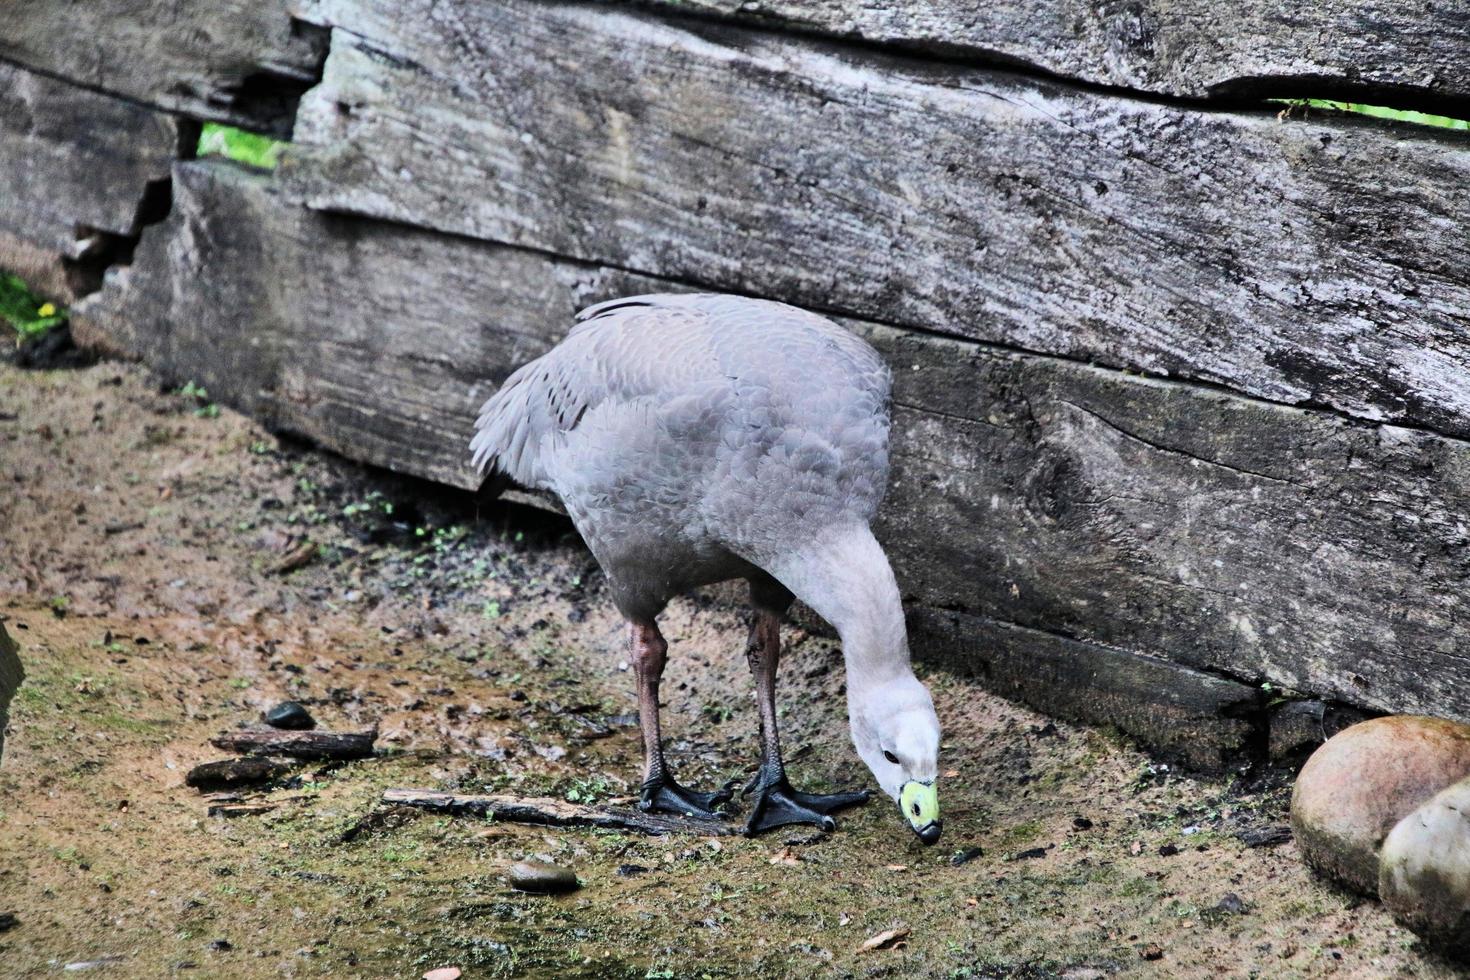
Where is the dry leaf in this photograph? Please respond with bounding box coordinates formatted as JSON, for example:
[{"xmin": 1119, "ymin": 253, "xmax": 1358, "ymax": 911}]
[
  {"xmin": 423, "ymin": 968, "xmax": 462, "ymax": 980},
  {"xmin": 858, "ymin": 927, "xmax": 911, "ymax": 953},
  {"xmin": 1129, "ymin": 841, "xmax": 1143, "ymax": 856},
  {"xmin": 885, "ymin": 864, "xmax": 908, "ymax": 872},
  {"xmin": 838, "ymin": 911, "xmax": 851, "ymax": 926},
  {"xmin": 965, "ymin": 897, "xmax": 979, "ymax": 907},
  {"xmin": 769, "ymin": 847, "xmax": 801, "ymax": 866},
  {"xmin": 943, "ymin": 769, "xmax": 960, "ymax": 778}
]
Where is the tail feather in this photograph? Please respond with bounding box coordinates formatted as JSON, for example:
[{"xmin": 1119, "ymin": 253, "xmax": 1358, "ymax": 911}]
[{"xmin": 470, "ymin": 364, "xmax": 545, "ymax": 488}]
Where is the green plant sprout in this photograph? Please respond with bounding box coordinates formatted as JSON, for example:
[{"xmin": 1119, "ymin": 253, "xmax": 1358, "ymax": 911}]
[
  {"xmin": 196, "ymin": 123, "xmax": 289, "ymax": 169},
  {"xmin": 0, "ymin": 272, "xmax": 66, "ymax": 342},
  {"xmin": 1272, "ymin": 99, "xmax": 1470, "ymax": 132}
]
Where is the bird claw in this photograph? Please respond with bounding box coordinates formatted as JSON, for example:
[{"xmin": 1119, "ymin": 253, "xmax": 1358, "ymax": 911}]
[
  {"xmin": 743, "ymin": 775, "xmax": 869, "ymax": 835},
  {"xmin": 638, "ymin": 775, "xmax": 737, "ymax": 819}
]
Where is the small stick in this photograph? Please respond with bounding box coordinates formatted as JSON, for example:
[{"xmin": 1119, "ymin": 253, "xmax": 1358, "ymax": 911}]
[
  {"xmin": 210, "ymin": 725, "xmax": 377, "ymax": 759},
  {"xmin": 380, "ymin": 788, "xmax": 738, "ymax": 836}
]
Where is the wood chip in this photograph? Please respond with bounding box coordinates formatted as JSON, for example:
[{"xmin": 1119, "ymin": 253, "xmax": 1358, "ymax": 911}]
[
  {"xmin": 885, "ymin": 864, "xmax": 909, "ymax": 872},
  {"xmin": 858, "ymin": 927, "xmax": 911, "ymax": 953},
  {"xmin": 423, "ymin": 969, "xmax": 462, "ymax": 980},
  {"xmin": 769, "ymin": 847, "xmax": 801, "ymax": 866}
]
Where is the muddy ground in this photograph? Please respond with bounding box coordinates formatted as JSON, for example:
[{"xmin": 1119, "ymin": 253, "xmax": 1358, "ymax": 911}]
[{"xmin": 0, "ymin": 358, "xmax": 1461, "ymax": 979}]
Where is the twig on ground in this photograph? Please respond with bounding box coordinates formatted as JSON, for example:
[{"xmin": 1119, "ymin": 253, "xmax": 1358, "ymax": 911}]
[{"xmin": 380, "ymin": 788, "xmax": 738, "ymax": 836}]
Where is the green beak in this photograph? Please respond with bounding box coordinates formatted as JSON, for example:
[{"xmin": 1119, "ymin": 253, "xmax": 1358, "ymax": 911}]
[{"xmin": 900, "ymin": 780, "xmax": 942, "ymax": 845}]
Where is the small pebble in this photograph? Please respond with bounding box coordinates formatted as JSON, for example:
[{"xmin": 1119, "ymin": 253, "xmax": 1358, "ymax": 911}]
[
  {"xmin": 263, "ymin": 701, "xmax": 315, "ymax": 730},
  {"xmin": 207, "ymin": 939, "xmax": 232, "ymax": 951},
  {"xmin": 508, "ymin": 859, "xmax": 580, "ymax": 894},
  {"xmin": 616, "ymin": 864, "xmax": 649, "ymax": 877},
  {"xmin": 1213, "ymin": 893, "xmax": 1249, "ymax": 916}
]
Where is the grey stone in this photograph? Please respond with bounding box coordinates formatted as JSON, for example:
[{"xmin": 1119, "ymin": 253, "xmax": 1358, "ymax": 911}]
[
  {"xmin": 0, "ymin": 623, "xmax": 21, "ymax": 765},
  {"xmin": 1379, "ymin": 776, "xmax": 1470, "ymax": 960},
  {"xmin": 508, "ymin": 859, "xmax": 580, "ymax": 894},
  {"xmin": 263, "ymin": 701, "xmax": 315, "ymax": 730}
]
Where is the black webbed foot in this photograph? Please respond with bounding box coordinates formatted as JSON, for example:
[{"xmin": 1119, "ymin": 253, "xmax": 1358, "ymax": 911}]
[
  {"xmin": 639, "ymin": 775, "xmax": 737, "ymax": 819},
  {"xmin": 743, "ymin": 773, "xmax": 869, "ymax": 835}
]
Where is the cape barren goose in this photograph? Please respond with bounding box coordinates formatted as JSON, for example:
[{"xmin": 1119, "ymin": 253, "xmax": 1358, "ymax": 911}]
[{"xmin": 471, "ymin": 293, "xmax": 942, "ymax": 843}]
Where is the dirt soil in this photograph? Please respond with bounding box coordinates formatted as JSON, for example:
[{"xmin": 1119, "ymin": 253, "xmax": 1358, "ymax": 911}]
[{"xmin": 0, "ymin": 360, "xmax": 1461, "ymax": 979}]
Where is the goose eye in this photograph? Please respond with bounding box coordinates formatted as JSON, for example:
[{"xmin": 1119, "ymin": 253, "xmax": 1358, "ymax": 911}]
[{"xmin": 883, "ymin": 750, "xmax": 899, "ymax": 765}]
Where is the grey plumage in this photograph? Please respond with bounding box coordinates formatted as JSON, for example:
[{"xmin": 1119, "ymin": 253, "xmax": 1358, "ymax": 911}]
[
  {"xmin": 470, "ymin": 293, "xmax": 940, "ymax": 839},
  {"xmin": 471, "ymin": 292, "xmax": 893, "ymax": 620}
]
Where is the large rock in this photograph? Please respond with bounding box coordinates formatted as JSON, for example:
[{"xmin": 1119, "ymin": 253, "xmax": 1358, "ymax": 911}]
[
  {"xmin": 1292, "ymin": 716, "xmax": 1470, "ymax": 893},
  {"xmin": 1379, "ymin": 777, "xmax": 1470, "ymax": 959}
]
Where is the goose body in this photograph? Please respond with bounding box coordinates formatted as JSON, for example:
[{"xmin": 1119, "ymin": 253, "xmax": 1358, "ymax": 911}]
[{"xmin": 472, "ymin": 293, "xmax": 942, "ymax": 841}]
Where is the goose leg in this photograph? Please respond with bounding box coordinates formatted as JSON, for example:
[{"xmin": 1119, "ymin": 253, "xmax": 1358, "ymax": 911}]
[
  {"xmin": 742, "ymin": 609, "xmax": 870, "ymax": 835},
  {"xmin": 629, "ymin": 619, "xmax": 734, "ymax": 819}
]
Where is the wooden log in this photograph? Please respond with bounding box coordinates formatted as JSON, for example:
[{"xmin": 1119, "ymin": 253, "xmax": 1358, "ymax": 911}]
[
  {"xmin": 209, "ymin": 724, "xmax": 377, "ymax": 759},
  {"xmin": 0, "ymin": 64, "xmax": 180, "ymax": 300},
  {"xmin": 291, "ymin": 0, "xmax": 1470, "ymax": 441},
  {"xmin": 911, "ymin": 608, "xmax": 1261, "ymax": 772},
  {"xmin": 78, "ymin": 163, "xmax": 1470, "ymax": 750},
  {"xmin": 380, "ymin": 788, "xmax": 738, "ymax": 836},
  {"xmin": 75, "ymin": 161, "xmax": 650, "ymax": 489},
  {"xmin": 624, "ymin": 0, "xmax": 1470, "ymax": 105},
  {"xmin": 185, "ymin": 757, "xmax": 298, "ymax": 790},
  {"xmin": 0, "ymin": 1, "xmax": 327, "ymax": 135}
]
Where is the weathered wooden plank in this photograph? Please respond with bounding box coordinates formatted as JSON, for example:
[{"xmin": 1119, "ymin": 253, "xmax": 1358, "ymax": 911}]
[
  {"xmin": 624, "ymin": 0, "xmax": 1470, "ymax": 105},
  {"xmin": 0, "ymin": 1, "xmax": 327, "ymax": 135},
  {"xmin": 868, "ymin": 321, "xmax": 1470, "ymax": 721},
  {"xmin": 290, "ymin": 0, "xmax": 1470, "ymax": 442},
  {"xmin": 912, "ymin": 609, "xmax": 1260, "ymax": 772},
  {"xmin": 75, "ymin": 161, "xmax": 648, "ymax": 489},
  {"xmin": 79, "ymin": 162, "xmax": 1470, "ymax": 745},
  {"xmin": 0, "ymin": 64, "xmax": 179, "ymax": 299}
]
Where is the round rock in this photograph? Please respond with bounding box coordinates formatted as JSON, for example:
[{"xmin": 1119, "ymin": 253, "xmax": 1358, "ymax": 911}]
[
  {"xmin": 1379, "ymin": 776, "xmax": 1470, "ymax": 959},
  {"xmin": 263, "ymin": 700, "xmax": 315, "ymax": 730},
  {"xmin": 1291, "ymin": 715, "xmax": 1470, "ymax": 893},
  {"xmin": 508, "ymin": 859, "xmax": 579, "ymax": 894}
]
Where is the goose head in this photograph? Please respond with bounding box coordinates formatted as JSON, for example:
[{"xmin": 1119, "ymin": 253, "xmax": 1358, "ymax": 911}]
[{"xmin": 850, "ymin": 674, "xmax": 942, "ymax": 845}]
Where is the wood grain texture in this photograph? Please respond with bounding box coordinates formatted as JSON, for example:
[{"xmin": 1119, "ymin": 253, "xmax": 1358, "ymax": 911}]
[
  {"xmin": 912, "ymin": 609, "xmax": 1260, "ymax": 772},
  {"xmin": 75, "ymin": 161, "xmax": 649, "ymax": 490},
  {"xmin": 623, "ymin": 0, "xmax": 1470, "ymax": 104},
  {"xmin": 0, "ymin": 0, "xmax": 326, "ymax": 134},
  {"xmin": 290, "ymin": 0, "xmax": 1470, "ymax": 442},
  {"xmin": 0, "ymin": 64, "xmax": 179, "ymax": 299},
  {"xmin": 868, "ymin": 321, "xmax": 1470, "ymax": 722},
  {"xmin": 79, "ymin": 163, "xmax": 1470, "ymax": 746}
]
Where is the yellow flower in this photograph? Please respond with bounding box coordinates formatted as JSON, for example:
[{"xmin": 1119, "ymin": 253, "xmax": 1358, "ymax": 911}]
[{"xmin": 37, "ymin": 302, "xmax": 56, "ymax": 318}]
